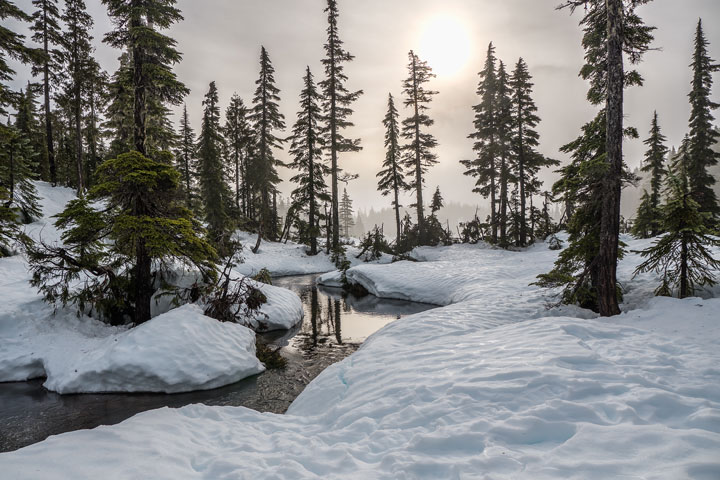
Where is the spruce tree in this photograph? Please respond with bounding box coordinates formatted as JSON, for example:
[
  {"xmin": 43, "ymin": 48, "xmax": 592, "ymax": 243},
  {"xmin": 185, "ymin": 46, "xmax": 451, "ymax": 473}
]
[
  {"xmin": 687, "ymin": 19, "xmax": 720, "ymax": 223},
  {"xmin": 377, "ymin": 93, "xmax": 408, "ymax": 242},
  {"xmin": 288, "ymin": 67, "xmax": 329, "ymax": 255},
  {"xmin": 249, "ymin": 46, "xmax": 285, "ymax": 249},
  {"xmin": 401, "ymin": 50, "xmax": 438, "ymax": 244},
  {"xmin": 510, "ymin": 57, "xmax": 557, "ymax": 247},
  {"xmin": 101, "ymin": 0, "xmax": 188, "ymax": 323},
  {"xmin": 61, "ymin": 0, "xmax": 96, "ymax": 194},
  {"xmin": 224, "ymin": 94, "xmax": 253, "ymax": 218},
  {"xmin": 83, "ymin": 61, "xmax": 107, "ymax": 188},
  {"xmin": 540, "ymin": 0, "xmax": 654, "ymax": 314},
  {"xmin": 431, "ymin": 186, "xmax": 444, "ymax": 217},
  {"xmin": 634, "ymin": 139, "xmax": 720, "ymax": 298},
  {"xmin": 632, "ymin": 111, "xmax": 668, "ymax": 238},
  {"xmin": 0, "ymin": 120, "xmax": 41, "ymax": 222},
  {"xmin": 320, "ymin": 0, "xmax": 363, "ymax": 251},
  {"xmin": 461, "ymin": 43, "xmax": 499, "ymax": 244},
  {"xmin": 339, "ymin": 188, "xmax": 354, "ymax": 238},
  {"xmin": 496, "ymin": 60, "xmax": 514, "ymax": 247},
  {"xmin": 0, "ymin": 0, "xmax": 36, "ymax": 129},
  {"xmin": 31, "ymin": 0, "xmax": 63, "ymax": 184},
  {"xmin": 197, "ymin": 81, "xmax": 230, "ymax": 249}
]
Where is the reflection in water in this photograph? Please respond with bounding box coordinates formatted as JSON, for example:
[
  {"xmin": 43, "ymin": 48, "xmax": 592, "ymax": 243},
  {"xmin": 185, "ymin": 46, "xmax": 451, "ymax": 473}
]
[{"xmin": 0, "ymin": 273, "xmax": 435, "ymax": 453}]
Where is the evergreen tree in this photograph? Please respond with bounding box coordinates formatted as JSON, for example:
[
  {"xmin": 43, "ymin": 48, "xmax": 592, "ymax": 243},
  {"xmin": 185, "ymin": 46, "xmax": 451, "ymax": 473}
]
[
  {"xmin": 632, "ymin": 111, "xmax": 668, "ymax": 238},
  {"xmin": 634, "ymin": 140, "xmax": 720, "ymax": 298},
  {"xmin": 496, "ymin": 60, "xmax": 514, "ymax": 247},
  {"xmin": 0, "ymin": 120, "xmax": 41, "ymax": 222},
  {"xmin": 462, "ymin": 43, "xmax": 499, "ymax": 244},
  {"xmin": 104, "ymin": 52, "xmax": 134, "ymax": 157},
  {"xmin": 339, "ymin": 188, "xmax": 354, "ymax": 238},
  {"xmin": 60, "ymin": 0, "xmax": 96, "ymax": 194},
  {"xmin": 15, "ymin": 83, "xmax": 45, "ymax": 172},
  {"xmin": 31, "ymin": 0, "xmax": 63, "ymax": 184},
  {"xmin": 197, "ymin": 81, "xmax": 230, "ymax": 249},
  {"xmin": 540, "ymin": 0, "xmax": 654, "ymax": 314},
  {"xmin": 320, "ymin": 0, "xmax": 363, "ymax": 251},
  {"xmin": 223, "ymin": 94, "xmax": 252, "ymax": 218},
  {"xmin": 249, "ymin": 46, "xmax": 285, "ymax": 249},
  {"xmin": 687, "ymin": 19, "xmax": 720, "ymax": 223},
  {"xmin": 83, "ymin": 61, "xmax": 107, "ymax": 188},
  {"xmin": 288, "ymin": 67, "xmax": 328, "ymax": 255},
  {"xmin": 431, "ymin": 186, "xmax": 444, "ymax": 217},
  {"xmin": 0, "ymin": 0, "xmax": 37, "ymax": 129},
  {"xmin": 377, "ymin": 93, "xmax": 408, "ymax": 241},
  {"xmin": 510, "ymin": 57, "xmax": 557, "ymax": 246},
  {"xmin": 401, "ymin": 50, "xmax": 438, "ymax": 244},
  {"xmin": 26, "ymin": 151, "xmax": 217, "ymax": 324},
  {"xmin": 101, "ymin": 0, "xmax": 188, "ymax": 323}
]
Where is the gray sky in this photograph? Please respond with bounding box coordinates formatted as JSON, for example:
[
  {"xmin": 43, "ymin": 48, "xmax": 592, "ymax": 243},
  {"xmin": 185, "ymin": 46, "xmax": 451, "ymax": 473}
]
[{"xmin": 9, "ymin": 0, "xmax": 720, "ymax": 211}]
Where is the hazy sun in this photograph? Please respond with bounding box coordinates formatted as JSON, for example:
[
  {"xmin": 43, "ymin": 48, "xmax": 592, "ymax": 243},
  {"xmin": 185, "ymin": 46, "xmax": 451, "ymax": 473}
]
[{"xmin": 418, "ymin": 15, "xmax": 472, "ymax": 78}]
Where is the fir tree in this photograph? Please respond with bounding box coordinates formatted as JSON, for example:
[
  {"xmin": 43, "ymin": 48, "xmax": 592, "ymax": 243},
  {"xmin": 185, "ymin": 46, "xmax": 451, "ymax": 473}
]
[
  {"xmin": 462, "ymin": 43, "xmax": 499, "ymax": 244},
  {"xmin": 431, "ymin": 186, "xmax": 444, "ymax": 217},
  {"xmin": 320, "ymin": 0, "xmax": 363, "ymax": 251},
  {"xmin": 197, "ymin": 81, "xmax": 230, "ymax": 250},
  {"xmin": 686, "ymin": 19, "xmax": 720, "ymax": 223},
  {"xmin": 339, "ymin": 188, "xmax": 354, "ymax": 238},
  {"xmin": 249, "ymin": 46, "xmax": 285, "ymax": 249},
  {"xmin": 510, "ymin": 57, "xmax": 557, "ymax": 246},
  {"xmin": 496, "ymin": 60, "xmax": 514, "ymax": 247},
  {"xmin": 31, "ymin": 0, "xmax": 63, "ymax": 184},
  {"xmin": 0, "ymin": 1, "xmax": 37, "ymax": 128},
  {"xmin": 288, "ymin": 67, "xmax": 329, "ymax": 255},
  {"xmin": 632, "ymin": 111, "xmax": 668, "ymax": 238},
  {"xmin": 60, "ymin": 0, "xmax": 96, "ymax": 194},
  {"xmin": 83, "ymin": 62, "xmax": 107, "ymax": 188},
  {"xmin": 0, "ymin": 121, "xmax": 41, "ymax": 222},
  {"xmin": 634, "ymin": 140, "xmax": 720, "ymax": 298},
  {"xmin": 223, "ymin": 94, "xmax": 253, "ymax": 218},
  {"xmin": 401, "ymin": 50, "xmax": 438, "ymax": 244},
  {"xmin": 26, "ymin": 150, "xmax": 217, "ymax": 324},
  {"xmin": 15, "ymin": 83, "xmax": 45, "ymax": 172},
  {"xmin": 101, "ymin": 0, "xmax": 188, "ymax": 323},
  {"xmin": 377, "ymin": 93, "xmax": 408, "ymax": 242}
]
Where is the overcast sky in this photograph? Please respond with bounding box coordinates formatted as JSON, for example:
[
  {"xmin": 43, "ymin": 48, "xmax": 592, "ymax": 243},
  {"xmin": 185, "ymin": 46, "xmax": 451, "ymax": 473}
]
[{"xmin": 9, "ymin": 0, "xmax": 720, "ymax": 211}]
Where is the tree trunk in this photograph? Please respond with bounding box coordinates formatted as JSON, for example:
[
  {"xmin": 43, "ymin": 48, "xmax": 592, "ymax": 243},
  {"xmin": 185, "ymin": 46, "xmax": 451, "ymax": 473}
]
[
  {"xmin": 499, "ymin": 154, "xmax": 508, "ymax": 247},
  {"xmin": 74, "ymin": 70, "xmax": 84, "ymax": 195},
  {"xmin": 597, "ymin": 0, "xmax": 623, "ymax": 317},
  {"xmin": 309, "ymin": 133, "xmax": 317, "ymax": 255},
  {"xmin": 42, "ymin": 4, "xmax": 56, "ymax": 186},
  {"xmin": 680, "ymin": 233, "xmax": 689, "ymax": 298},
  {"xmin": 411, "ymin": 56, "xmax": 425, "ymax": 242},
  {"xmin": 518, "ymin": 129, "xmax": 527, "ymax": 246},
  {"xmin": 394, "ymin": 185, "xmax": 401, "ymax": 245}
]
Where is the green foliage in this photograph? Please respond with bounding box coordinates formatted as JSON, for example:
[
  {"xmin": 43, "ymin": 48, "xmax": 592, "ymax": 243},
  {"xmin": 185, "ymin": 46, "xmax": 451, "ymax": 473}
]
[
  {"xmin": 634, "ymin": 144, "xmax": 720, "ymax": 298},
  {"xmin": 377, "ymin": 93, "xmax": 408, "ymax": 241},
  {"xmin": 632, "ymin": 111, "xmax": 668, "ymax": 238},
  {"xmin": 0, "ymin": 125, "xmax": 41, "ymax": 222},
  {"xmin": 26, "ymin": 150, "xmax": 218, "ymax": 324},
  {"xmin": 355, "ymin": 225, "xmax": 391, "ymax": 262},
  {"xmin": 175, "ymin": 104, "xmax": 197, "ymax": 210},
  {"xmin": 252, "ymin": 268, "xmax": 272, "ymax": 286}
]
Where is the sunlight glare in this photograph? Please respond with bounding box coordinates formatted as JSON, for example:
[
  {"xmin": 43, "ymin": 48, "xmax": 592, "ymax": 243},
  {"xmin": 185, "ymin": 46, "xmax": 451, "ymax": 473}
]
[{"xmin": 418, "ymin": 15, "xmax": 472, "ymax": 78}]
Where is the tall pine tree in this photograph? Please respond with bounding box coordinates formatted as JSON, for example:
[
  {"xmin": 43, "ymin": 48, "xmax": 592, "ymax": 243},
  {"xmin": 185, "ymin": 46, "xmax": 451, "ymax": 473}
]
[
  {"xmin": 496, "ymin": 60, "xmax": 514, "ymax": 247},
  {"xmin": 687, "ymin": 19, "xmax": 720, "ymax": 224},
  {"xmin": 320, "ymin": 0, "xmax": 362, "ymax": 251},
  {"xmin": 632, "ymin": 111, "xmax": 668, "ymax": 238},
  {"xmin": 223, "ymin": 94, "xmax": 253, "ymax": 219},
  {"xmin": 401, "ymin": 50, "xmax": 438, "ymax": 245},
  {"xmin": 175, "ymin": 104, "xmax": 196, "ymax": 210},
  {"xmin": 288, "ymin": 67, "xmax": 328, "ymax": 255},
  {"xmin": 339, "ymin": 188, "xmax": 354, "ymax": 238},
  {"xmin": 377, "ymin": 93, "xmax": 408, "ymax": 242}
]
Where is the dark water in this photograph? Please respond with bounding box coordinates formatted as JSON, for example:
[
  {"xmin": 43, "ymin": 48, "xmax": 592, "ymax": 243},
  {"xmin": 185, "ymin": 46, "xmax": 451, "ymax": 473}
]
[{"xmin": 0, "ymin": 273, "xmax": 435, "ymax": 453}]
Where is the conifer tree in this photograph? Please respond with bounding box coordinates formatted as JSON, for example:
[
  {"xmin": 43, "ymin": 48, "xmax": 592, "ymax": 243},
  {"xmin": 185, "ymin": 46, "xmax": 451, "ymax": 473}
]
[
  {"xmin": 15, "ymin": 83, "xmax": 45, "ymax": 172},
  {"xmin": 496, "ymin": 60, "xmax": 514, "ymax": 247},
  {"xmin": 634, "ymin": 139, "xmax": 720, "ymax": 298},
  {"xmin": 61, "ymin": 0, "xmax": 96, "ymax": 194},
  {"xmin": 339, "ymin": 188, "xmax": 354, "ymax": 238},
  {"xmin": 320, "ymin": 0, "xmax": 363, "ymax": 251},
  {"xmin": 31, "ymin": 0, "xmax": 63, "ymax": 184},
  {"xmin": 288, "ymin": 67, "xmax": 328, "ymax": 255},
  {"xmin": 431, "ymin": 186, "xmax": 444, "ymax": 217},
  {"xmin": 540, "ymin": 0, "xmax": 654, "ymax": 315},
  {"xmin": 249, "ymin": 46, "xmax": 285, "ymax": 249},
  {"xmin": 0, "ymin": 0, "xmax": 36, "ymax": 130},
  {"xmin": 686, "ymin": 19, "xmax": 720, "ymax": 223},
  {"xmin": 224, "ymin": 94, "xmax": 252, "ymax": 217},
  {"xmin": 197, "ymin": 81, "xmax": 230, "ymax": 248},
  {"xmin": 510, "ymin": 57, "xmax": 556, "ymax": 246},
  {"xmin": 83, "ymin": 62, "xmax": 107, "ymax": 188},
  {"xmin": 0, "ymin": 120, "xmax": 41, "ymax": 222},
  {"xmin": 101, "ymin": 0, "xmax": 188, "ymax": 323},
  {"xmin": 401, "ymin": 50, "xmax": 438, "ymax": 244},
  {"xmin": 632, "ymin": 111, "xmax": 668, "ymax": 238},
  {"xmin": 462, "ymin": 43, "xmax": 499, "ymax": 244},
  {"xmin": 377, "ymin": 93, "xmax": 408, "ymax": 241}
]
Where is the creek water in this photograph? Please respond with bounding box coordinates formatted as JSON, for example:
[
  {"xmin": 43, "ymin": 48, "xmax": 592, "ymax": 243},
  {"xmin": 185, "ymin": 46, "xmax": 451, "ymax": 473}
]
[{"xmin": 0, "ymin": 273, "xmax": 435, "ymax": 452}]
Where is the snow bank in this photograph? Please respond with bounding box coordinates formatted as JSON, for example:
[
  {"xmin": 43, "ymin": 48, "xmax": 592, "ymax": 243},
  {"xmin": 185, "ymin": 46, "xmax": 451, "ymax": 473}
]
[
  {"xmin": 1, "ymin": 304, "xmax": 264, "ymax": 394},
  {"xmin": 3, "ymin": 235, "xmax": 719, "ymax": 478},
  {"xmin": 233, "ymin": 231, "xmax": 391, "ymax": 278}
]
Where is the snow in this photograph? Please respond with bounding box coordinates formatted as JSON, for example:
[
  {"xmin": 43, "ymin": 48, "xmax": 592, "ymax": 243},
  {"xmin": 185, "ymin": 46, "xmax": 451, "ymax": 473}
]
[
  {"xmin": 0, "ymin": 182, "xmax": 299, "ymax": 393},
  {"xmin": 233, "ymin": 231, "xmax": 391, "ymax": 278},
  {"xmin": 2, "ymin": 234, "xmax": 719, "ymax": 478}
]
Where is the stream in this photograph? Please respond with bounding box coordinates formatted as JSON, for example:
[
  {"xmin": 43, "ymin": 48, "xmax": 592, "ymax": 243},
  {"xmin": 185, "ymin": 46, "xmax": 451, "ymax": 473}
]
[{"xmin": 0, "ymin": 273, "xmax": 435, "ymax": 453}]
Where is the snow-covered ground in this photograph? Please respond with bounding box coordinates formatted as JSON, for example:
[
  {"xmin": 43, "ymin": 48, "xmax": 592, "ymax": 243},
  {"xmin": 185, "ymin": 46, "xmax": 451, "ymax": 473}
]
[
  {"xmin": 0, "ymin": 182, "xmax": 301, "ymax": 393},
  {"xmin": 233, "ymin": 231, "xmax": 391, "ymax": 278},
  {"xmin": 2, "ymin": 231, "xmax": 719, "ymax": 478}
]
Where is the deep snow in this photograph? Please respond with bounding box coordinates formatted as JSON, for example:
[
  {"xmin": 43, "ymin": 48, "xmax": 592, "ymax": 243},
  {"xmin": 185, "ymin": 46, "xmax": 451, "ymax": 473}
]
[
  {"xmin": 0, "ymin": 182, "xmax": 301, "ymax": 393},
  {"xmin": 2, "ymin": 231, "xmax": 719, "ymax": 478}
]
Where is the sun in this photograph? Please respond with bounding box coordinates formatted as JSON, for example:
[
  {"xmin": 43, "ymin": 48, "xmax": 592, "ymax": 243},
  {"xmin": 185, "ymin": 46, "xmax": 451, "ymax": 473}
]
[{"xmin": 418, "ymin": 15, "xmax": 472, "ymax": 78}]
